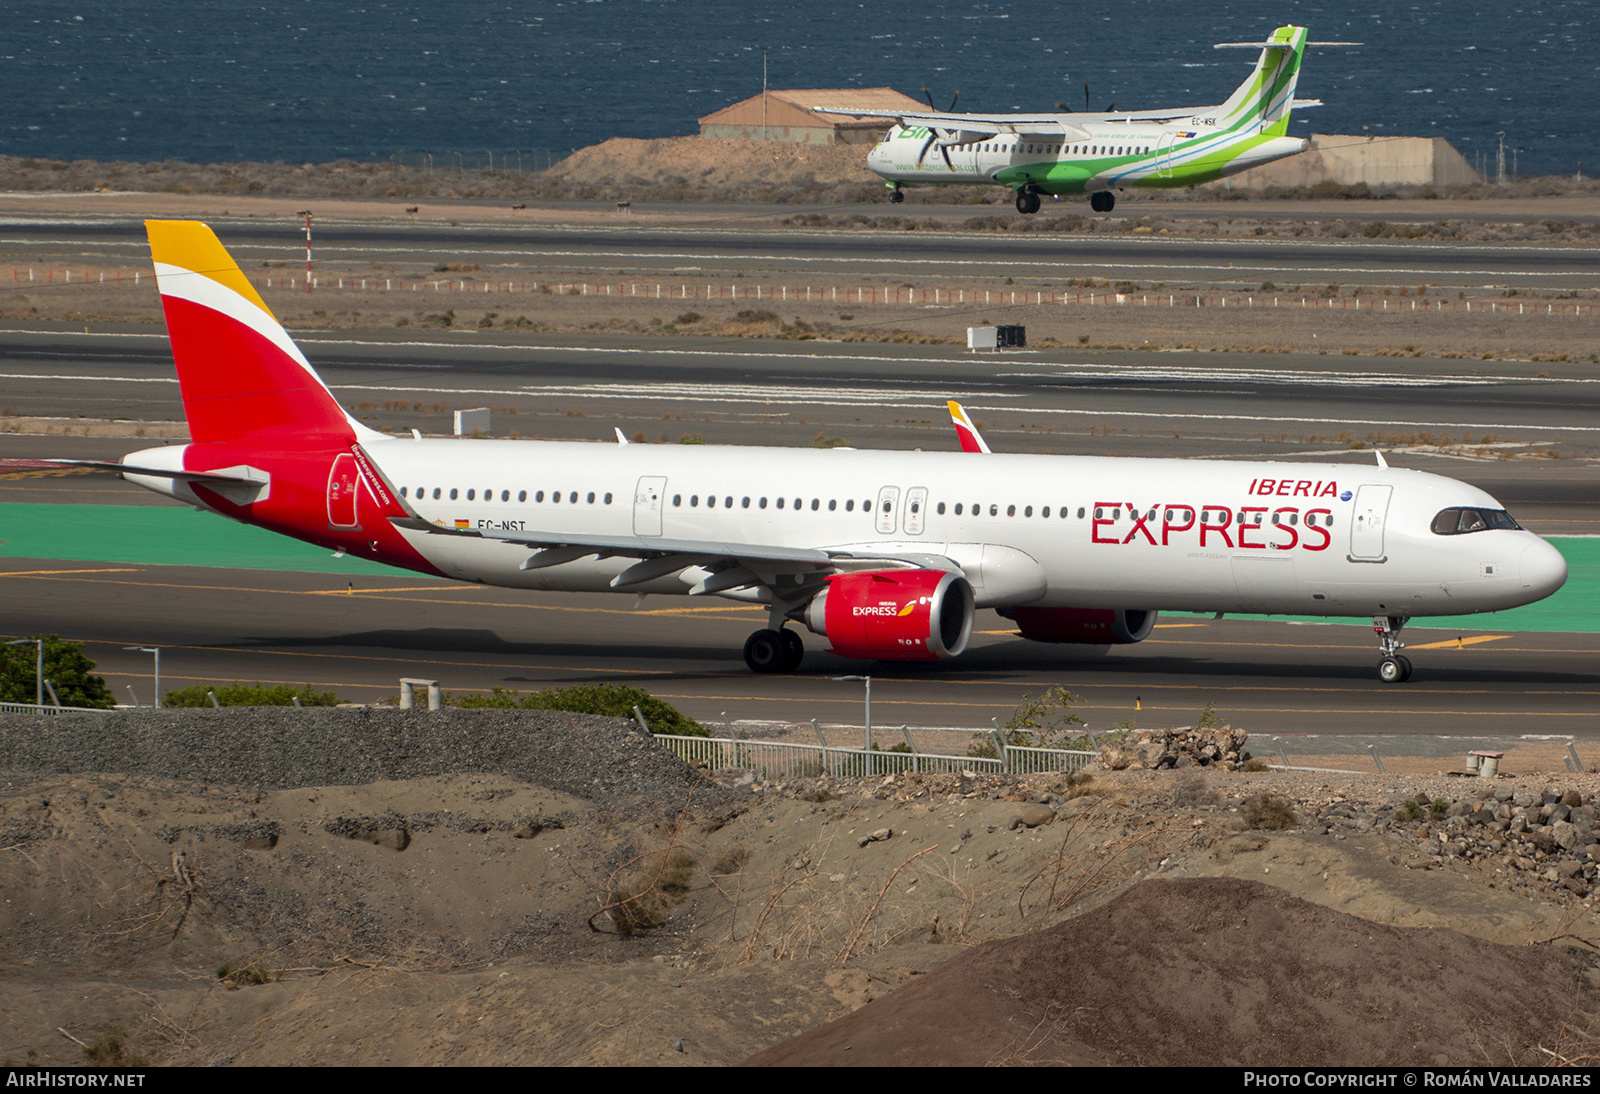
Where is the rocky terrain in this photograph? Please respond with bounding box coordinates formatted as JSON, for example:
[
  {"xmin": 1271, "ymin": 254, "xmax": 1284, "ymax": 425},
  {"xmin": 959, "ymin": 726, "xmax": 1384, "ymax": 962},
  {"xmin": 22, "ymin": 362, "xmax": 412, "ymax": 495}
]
[{"xmin": 2, "ymin": 710, "xmax": 1598, "ymax": 1067}]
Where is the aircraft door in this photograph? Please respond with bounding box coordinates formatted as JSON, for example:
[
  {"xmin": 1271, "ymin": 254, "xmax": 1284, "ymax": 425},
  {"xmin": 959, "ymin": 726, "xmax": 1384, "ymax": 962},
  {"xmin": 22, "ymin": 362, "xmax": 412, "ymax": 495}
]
[
  {"xmin": 1156, "ymin": 131, "xmax": 1179, "ymax": 178},
  {"xmin": 327, "ymin": 452, "xmax": 360, "ymax": 528},
  {"xmin": 1349, "ymin": 485, "xmax": 1392, "ymax": 562},
  {"xmin": 875, "ymin": 486, "xmax": 901, "ymax": 534},
  {"xmin": 633, "ymin": 475, "xmax": 667, "ymax": 536},
  {"xmin": 902, "ymin": 487, "xmax": 928, "ymax": 535}
]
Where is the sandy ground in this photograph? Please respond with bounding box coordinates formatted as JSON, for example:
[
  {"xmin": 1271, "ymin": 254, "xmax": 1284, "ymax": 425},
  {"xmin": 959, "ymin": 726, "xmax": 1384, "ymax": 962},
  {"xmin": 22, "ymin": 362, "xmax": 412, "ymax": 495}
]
[{"xmin": 4, "ymin": 746, "xmax": 1600, "ymax": 1068}]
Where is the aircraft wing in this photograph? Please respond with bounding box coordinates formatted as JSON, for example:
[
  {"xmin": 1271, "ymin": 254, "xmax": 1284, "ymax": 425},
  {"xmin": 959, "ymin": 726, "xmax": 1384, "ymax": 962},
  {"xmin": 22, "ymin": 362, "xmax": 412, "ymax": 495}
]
[
  {"xmin": 814, "ymin": 98, "xmax": 1319, "ymax": 130},
  {"xmin": 812, "ymin": 106, "xmax": 1091, "ymax": 141},
  {"xmin": 390, "ymin": 517, "xmax": 960, "ymax": 594}
]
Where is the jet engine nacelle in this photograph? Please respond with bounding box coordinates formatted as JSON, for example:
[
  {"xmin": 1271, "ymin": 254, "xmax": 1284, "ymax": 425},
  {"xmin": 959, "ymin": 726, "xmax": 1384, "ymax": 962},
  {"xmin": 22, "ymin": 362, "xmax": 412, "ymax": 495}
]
[
  {"xmin": 1004, "ymin": 606, "xmax": 1158, "ymax": 645},
  {"xmin": 804, "ymin": 569, "xmax": 975, "ymax": 661}
]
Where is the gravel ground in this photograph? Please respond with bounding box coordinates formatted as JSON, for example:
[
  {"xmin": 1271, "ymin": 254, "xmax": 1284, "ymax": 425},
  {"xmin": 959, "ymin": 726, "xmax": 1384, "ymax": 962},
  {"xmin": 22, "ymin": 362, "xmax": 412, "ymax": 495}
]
[{"xmin": 0, "ymin": 708, "xmax": 722, "ymax": 811}]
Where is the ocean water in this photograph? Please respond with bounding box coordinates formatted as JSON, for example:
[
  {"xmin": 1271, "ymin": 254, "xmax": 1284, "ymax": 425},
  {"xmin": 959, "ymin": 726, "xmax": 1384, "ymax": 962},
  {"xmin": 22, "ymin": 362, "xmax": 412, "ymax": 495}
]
[{"xmin": 0, "ymin": 0, "xmax": 1590, "ymax": 176}]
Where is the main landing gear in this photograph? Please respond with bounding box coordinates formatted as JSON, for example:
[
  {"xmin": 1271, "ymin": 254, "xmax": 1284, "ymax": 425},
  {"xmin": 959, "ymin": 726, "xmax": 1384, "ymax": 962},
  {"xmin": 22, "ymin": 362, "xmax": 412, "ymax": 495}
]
[
  {"xmin": 1089, "ymin": 190, "xmax": 1116, "ymax": 213},
  {"xmin": 1014, "ymin": 188, "xmax": 1041, "ymax": 215},
  {"xmin": 743, "ymin": 627, "xmax": 804, "ymax": 674},
  {"xmin": 1373, "ymin": 615, "xmax": 1413, "ymax": 683}
]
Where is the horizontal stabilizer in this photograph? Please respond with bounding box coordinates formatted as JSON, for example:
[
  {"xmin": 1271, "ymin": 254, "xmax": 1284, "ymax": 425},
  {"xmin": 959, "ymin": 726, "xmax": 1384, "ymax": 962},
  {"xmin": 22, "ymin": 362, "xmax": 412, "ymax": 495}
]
[{"xmin": 18, "ymin": 458, "xmax": 269, "ymax": 485}]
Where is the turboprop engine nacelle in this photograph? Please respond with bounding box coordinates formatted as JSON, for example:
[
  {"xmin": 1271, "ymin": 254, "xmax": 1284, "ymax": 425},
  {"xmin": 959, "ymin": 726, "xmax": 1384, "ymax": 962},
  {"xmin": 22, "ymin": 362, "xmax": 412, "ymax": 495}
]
[
  {"xmin": 1003, "ymin": 606, "xmax": 1158, "ymax": 645},
  {"xmin": 804, "ymin": 569, "xmax": 975, "ymax": 661}
]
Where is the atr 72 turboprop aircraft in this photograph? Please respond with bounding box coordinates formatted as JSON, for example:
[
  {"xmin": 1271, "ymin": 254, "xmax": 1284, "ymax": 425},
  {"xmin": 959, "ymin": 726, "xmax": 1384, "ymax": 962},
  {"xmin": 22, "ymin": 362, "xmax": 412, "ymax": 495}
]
[
  {"xmin": 69, "ymin": 222, "xmax": 1566, "ymax": 683},
  {"xmin": 815, "ymin": 24, "xmax": 1338, "ymax": 215}
]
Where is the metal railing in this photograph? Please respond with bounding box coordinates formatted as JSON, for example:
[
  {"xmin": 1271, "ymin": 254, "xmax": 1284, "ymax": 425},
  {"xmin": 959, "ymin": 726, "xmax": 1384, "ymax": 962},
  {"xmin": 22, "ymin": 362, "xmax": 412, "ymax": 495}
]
[
  {"xmin": 656, "ymin": 735, "xmax": 1094, "ymax": 780},
  {"xmin": 0, "ymin": 701, "xmax": 112, "ymax": 716},
  {"xmin": 1005, "ymin": 744, "xmax": 1099, "ymax": 775}
]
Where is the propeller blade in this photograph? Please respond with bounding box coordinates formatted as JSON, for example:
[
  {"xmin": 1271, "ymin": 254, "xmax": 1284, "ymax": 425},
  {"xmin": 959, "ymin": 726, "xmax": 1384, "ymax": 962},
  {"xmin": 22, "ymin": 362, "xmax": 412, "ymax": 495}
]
[
  {"xmin": 1054, "ymin": 101, "xmax": 1073, "ymax": 113},
  {"xmin": 1104, "ymin": 100, "xmax": 1117, "ymax": 112},
  {"xmin": 916, "ymin": 130, "xmax": 939, "ymax": 166},
  {"xmin": 921, "ymin": 85, "xmax": 937, "ymax": 111},
  {"xmin": 940, "ymin": 142, "xmax": 955, "ymax": 170},
  {"xmin": 947, "ymin": 90, "xmax": 961, "ymax": 112},
  {"xmin": 1084, "ymin": 77, "xmax": 1090, "ymax": 112}
]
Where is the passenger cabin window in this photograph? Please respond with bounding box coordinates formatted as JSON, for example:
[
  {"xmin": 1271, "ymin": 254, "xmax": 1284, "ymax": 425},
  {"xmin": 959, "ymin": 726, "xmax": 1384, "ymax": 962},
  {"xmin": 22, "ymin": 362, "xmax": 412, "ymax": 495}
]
[{"xmin": 1431, "ymin": 507, "xmax": 1520, "ymax": 535}]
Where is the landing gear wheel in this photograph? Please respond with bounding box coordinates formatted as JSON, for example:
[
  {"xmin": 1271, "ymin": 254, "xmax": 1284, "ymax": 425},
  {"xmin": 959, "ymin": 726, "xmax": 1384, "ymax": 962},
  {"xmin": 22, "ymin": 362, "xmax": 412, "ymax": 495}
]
[
  {"xmin": 889, "ymin": 188, "xmax": 905, "ymax": 204},
  {"xmin": 743, "ymin": 629, "xmax": 786, "ymax": 674},
  {"xmin": 1015, "ymin": 189, "xmax": 1041, "ymax": 215},
  {"xmin": 1089, "ymin": 191, "xmax": 1116, "ymax": 213},
  {"xmin": 778, "ymin": 628, "xmax": 805, "ymax": 672},
  {"xmin": 1372, "ymin": 614, "xmax": 1411, "ymax": 683}
]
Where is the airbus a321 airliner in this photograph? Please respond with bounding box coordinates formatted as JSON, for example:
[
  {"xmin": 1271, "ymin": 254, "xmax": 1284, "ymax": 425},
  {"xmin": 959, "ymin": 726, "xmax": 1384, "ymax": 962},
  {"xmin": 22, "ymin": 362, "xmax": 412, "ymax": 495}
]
[
  {"xmin": 815, "ymin": 24, "xmax": 1336, "ymax": 215},
  {"xmin": 72, "ymin": 222, "xmax": 1567, "ymax": 683}
]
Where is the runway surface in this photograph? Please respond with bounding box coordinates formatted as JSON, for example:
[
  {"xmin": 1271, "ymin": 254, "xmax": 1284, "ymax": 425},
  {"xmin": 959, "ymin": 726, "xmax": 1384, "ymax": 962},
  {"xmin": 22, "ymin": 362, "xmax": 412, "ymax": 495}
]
[
  {"xmin": 3, "ymin": 212, "xmax": 1600, "ymax": 290},
  {"xmin": 4, "ymin": 559, "xmax": 1598, "ymax": 738}
]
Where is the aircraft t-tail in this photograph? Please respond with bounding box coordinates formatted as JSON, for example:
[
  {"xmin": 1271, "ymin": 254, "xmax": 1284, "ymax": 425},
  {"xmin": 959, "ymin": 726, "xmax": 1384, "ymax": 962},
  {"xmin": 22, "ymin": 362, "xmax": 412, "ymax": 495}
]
[
  {"xmin": 65, "ymin": 222, "xmax": 1567, "ymax": 683},
  {"xmin": 816, "ymin": 24, "xmax": 1350, "ymax": 214}
]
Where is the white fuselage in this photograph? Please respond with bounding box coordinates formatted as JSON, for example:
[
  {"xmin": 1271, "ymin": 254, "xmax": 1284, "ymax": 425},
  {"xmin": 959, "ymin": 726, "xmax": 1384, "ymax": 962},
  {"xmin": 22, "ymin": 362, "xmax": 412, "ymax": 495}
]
[
  {"xmin": 204, "ymin": 437, "xmax": 1566, "ymax": 621},
  {"xmin": 865, "ymin": 123, "xmax": 1310, "ymax": 193}
]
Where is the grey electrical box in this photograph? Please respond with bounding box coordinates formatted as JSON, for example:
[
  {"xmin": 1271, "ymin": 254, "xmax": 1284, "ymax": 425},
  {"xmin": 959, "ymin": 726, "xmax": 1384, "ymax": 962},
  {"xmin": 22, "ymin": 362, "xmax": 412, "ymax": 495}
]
[{"xmin": 454, "ymin": 407, "xmax": 491, "ymax": 436}]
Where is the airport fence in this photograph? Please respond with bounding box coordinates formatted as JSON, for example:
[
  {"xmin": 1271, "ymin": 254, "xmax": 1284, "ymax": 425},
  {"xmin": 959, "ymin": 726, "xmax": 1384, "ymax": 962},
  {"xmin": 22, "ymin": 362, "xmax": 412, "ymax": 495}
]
[
  {"xmin": 12, "ymin": 265, "xmax": 1600, "ymax": 319},
  {"xmin": 654, "ymin": 734, "xmax": 1095, "ymax": 780}
]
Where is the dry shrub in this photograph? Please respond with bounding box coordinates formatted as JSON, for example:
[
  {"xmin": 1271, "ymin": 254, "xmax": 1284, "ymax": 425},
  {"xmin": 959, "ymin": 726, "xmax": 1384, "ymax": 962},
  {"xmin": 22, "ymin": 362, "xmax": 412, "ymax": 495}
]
[
  {"xmin": 1242, "ymin": 794, "xmax": 1298, "ymax": 830},
  {"xmin": 601, "ymin": 848, "xmax": 696, "ymax": 936},
  {"xmin": 1171, "ymin": 773, "xmax": 1219, "ymax": 808}
]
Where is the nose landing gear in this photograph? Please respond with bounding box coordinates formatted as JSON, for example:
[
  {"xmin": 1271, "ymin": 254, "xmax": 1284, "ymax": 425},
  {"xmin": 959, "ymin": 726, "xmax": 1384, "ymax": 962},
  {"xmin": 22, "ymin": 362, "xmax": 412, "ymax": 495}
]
[
  {"xmin": 889, "ymin": 185, "xmax": 905, "ymax": 204},
  {"xmin": 1373, "ymin": 615, "xmax": 1413, "ymax": 682}
]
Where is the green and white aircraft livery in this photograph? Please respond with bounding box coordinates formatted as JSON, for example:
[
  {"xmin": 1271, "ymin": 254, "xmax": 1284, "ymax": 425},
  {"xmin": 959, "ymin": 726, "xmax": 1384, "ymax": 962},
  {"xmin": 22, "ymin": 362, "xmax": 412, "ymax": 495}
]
[{"xmin": 816, "ymin": 25, "xmax": 1335, "ymax": 215}]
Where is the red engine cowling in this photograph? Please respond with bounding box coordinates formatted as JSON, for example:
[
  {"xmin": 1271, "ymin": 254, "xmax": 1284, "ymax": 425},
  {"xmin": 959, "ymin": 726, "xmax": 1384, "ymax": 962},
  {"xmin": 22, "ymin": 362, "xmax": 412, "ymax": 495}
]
[
  {"xmin": 1005, "ymin": 607, "xmax": 1158, "ymax": 645},
  {"xmin": 804, "ymin": 569, "xmax": 975, "ymax": 661}
]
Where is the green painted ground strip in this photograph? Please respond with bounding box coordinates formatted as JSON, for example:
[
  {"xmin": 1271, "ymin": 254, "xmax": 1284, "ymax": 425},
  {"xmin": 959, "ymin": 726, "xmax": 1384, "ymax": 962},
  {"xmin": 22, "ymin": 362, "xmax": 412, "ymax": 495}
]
[
  {"xmin": 0, "ymin": 503, "xmax": 410, "ymax": 576},
  {"xmin": 1, "ymin": 504, "xmax": 1595, "ymax": 632}
]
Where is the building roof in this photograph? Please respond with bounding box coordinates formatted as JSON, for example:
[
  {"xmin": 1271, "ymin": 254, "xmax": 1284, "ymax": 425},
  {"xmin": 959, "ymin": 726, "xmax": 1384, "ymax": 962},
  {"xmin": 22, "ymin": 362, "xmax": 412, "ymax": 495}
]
[{"xmin": 698, "ymin": 88, "xmax": 927, "ymax": 129}]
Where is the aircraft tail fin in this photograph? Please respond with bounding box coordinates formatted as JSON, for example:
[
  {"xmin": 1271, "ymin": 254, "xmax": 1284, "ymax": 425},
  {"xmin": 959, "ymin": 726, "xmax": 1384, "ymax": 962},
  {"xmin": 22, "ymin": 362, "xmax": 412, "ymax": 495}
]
[
  {"xmin": 947, "ymin": 400, "xmax": 991, "ymax": 454},
  {"xmin": 146, "ymin": 220, "xmax": 376, "ymax": 445},
  {"xmin": 1214, "ymin": 24, "xmax": 1307, "ymax": 138}
]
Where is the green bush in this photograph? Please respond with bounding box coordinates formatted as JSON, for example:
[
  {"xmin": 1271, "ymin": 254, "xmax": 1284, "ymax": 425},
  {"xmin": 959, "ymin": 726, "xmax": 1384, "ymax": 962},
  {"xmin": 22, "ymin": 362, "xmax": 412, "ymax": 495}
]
[
  {"xmin": 449, "ymin": 684, "xmax": 707, "ymax": 736},
  {"xmin": 1000, "ymin": 685, "xmax": 1086, "ymax": 748},
  {"xmin": 0, "ymin": 635, "xmax": 114, "ymax": 708},
  {"xmin": 164, "ymin": 682, "xmax": 342, "ymax": 707}
]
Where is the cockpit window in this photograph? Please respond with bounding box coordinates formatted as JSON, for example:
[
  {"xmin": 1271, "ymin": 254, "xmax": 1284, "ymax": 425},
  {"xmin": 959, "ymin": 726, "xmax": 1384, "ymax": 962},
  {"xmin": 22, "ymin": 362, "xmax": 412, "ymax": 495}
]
[{"xmin": 1430, "ymin": 507, "xmax": 1521, "ymax": 535}]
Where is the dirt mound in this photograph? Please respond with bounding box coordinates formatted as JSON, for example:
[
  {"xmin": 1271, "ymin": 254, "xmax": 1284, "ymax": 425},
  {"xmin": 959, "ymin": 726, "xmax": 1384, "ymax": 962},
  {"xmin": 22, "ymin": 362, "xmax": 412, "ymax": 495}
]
[
  {"xmin": 547, "ymin": 136, "xmax": 881, "ymax": 202},
  {"xmin": 744, "ymin": 876, "xmax": 1600, "ymax": 1066}
]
